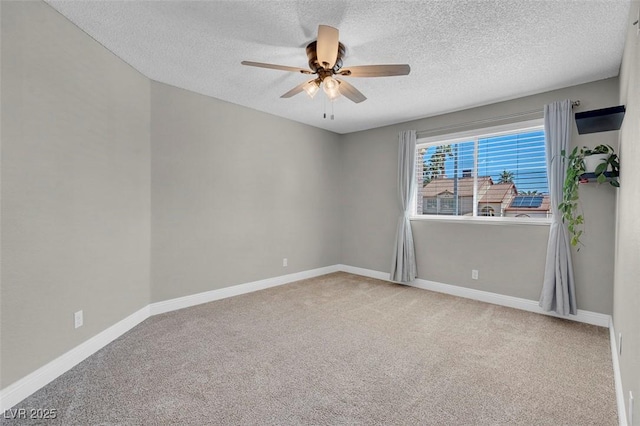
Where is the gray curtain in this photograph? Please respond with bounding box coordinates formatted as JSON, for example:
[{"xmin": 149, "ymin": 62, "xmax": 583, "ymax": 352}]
[
  {"xmin": 390, "ymin": 130, "xmax": 417, "ymax": 282},
  {"xmin": 540, "ymin": 99, "xmax": 577, "ymax": 315}
]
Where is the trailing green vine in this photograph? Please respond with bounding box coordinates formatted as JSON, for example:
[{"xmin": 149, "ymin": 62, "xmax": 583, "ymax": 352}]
[
  {"xmin": 559, "ymin": 144, "xmax": 619, "ymax": 248},
  {"xmin": 559, "ymin": 147, "xmax": 585, "ymax": 248}
]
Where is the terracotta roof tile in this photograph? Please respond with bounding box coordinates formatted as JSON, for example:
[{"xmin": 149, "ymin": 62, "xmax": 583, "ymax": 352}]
[
  {"xmin": 420, "ymin": 176, "xmax": 551, "ymax": 214},
  {"xmin": 420, "ymin": 176, "xmax": 492, "ymax": 197},
  {"xmin": 479, "ymin": 183, "xmax": 517, "ymax": 203}
]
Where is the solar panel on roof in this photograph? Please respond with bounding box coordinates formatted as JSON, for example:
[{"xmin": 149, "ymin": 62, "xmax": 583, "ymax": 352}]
[{"xmin": 511, "ymin": 196, "xmax": 543, "ymax": 208}]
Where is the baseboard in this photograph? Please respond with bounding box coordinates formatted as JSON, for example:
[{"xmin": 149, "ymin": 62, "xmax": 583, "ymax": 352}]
[
  {"xmin": 609, "ymin": 320, "xmax": 628, "ymax": 426},
  {"xmin": 337, "ymin": 265, "xmax": 611, "ymax": 328},
  {"xmin": 149, "ymin": 265, "xmax": 340, "ymax": 316},
  {"xmin": 1, "ymin": 264, "xmax": 339, "ymax": 413},
  {"xmin": 338, "ymin": 264, "xmax": 391, "ymax": 281},
  {"xmin": 0, "ymin": 305, "xmax": 151, "ymax": 413},
  {"xmin": 1, "ymin": 263, "xmax": 613, "ymax": 415}
]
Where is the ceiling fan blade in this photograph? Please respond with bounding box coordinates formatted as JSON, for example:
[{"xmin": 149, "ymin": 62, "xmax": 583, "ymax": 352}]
[
  {"xmin": 316, "ymin": 25, "xmax": 339, "ymax": 69},
  {"xmin": 241, "ymin": 61, "xmax": 312, "ymax": 74},
  {"xmin": 337, "ymin": 79, "xmax": 367, "ymax": 103},
  {"xmin": 339, "ymin": 64, "xmax": 411, "ymax": 77},
  {"xmin": 281, "ymin": 79, "xmax": 316, "ymax": 98}
]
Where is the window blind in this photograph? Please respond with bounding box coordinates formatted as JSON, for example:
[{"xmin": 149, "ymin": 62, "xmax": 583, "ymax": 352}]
[{"xmin": 415, "ymin": 126, "xmax": 549, "ymax": 218}]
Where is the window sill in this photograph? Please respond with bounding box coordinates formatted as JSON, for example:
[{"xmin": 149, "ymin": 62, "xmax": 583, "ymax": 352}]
[{"xmin": 409, "ymin": 215, "xmax": 552, "ymax": 226}]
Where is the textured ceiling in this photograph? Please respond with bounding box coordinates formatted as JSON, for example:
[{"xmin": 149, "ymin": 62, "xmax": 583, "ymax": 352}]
[{"xmin": 46, "ymin": 0, "xmax": 631, "ymax": 134}]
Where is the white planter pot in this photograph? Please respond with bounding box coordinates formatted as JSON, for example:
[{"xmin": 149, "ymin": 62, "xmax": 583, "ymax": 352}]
[{"xmin": 583, "ymin": 154, "xmax": 610, "ymax": 173}]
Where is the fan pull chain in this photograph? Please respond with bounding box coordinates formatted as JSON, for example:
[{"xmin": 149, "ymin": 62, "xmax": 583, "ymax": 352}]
[
  {"xmin": 323, "ymin": 95, "xmax": 327, "ymax": 119},
  {"xmin": 321, "ymin": 95, "xmax": 335, "ymax": 120}
]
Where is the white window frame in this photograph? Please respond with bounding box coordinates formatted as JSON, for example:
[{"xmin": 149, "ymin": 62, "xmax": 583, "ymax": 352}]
[{"xmin": 410, "ymin": 119, "xmax": 551, "ymax": 226}]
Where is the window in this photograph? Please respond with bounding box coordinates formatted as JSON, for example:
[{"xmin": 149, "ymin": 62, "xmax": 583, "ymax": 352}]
[
  {"xmin": 480, "ymin": 206, "xmax": 495, "ymax": 216},
  {"xmin": 414, "ymin": 120, "xmax": 549, "ymax": 220}
]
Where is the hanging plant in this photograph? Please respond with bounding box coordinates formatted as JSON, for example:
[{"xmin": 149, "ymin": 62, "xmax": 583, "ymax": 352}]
[
  {"xmin": 559, "ymin": 145, "xmax": 620, "ymax": 248},
  {"xmin": 582, "ymin": 144, "xmax": 620, "ymax": 186},
  {"xmin": 559, "ymin": 147, "xmax": 585, "ymax": 247}
]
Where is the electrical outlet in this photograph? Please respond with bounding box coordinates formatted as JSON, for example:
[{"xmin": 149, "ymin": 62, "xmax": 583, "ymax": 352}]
[
  {"xmin": 629, "ymin": 391, "xmax": 634, "ymax": 426},
  {"xmin": 471, "ymin": 270, "xmax": 479, "ymax": 280},
  {"xmin": 283, "ymin": 258, "xmax": 288, "ymax": 267},
  {"xmin": 619, "ymin": 332, "xmax": 623, "ymax": 356},
  {"xmin": 74, "ymin": 310, "xmax": 83, "ymax": 329}
]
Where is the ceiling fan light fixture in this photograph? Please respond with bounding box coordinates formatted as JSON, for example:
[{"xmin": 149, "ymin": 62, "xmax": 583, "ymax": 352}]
[
  {"xmin": 242, "ymin": 25, "xmax": 410, "ymax": 105},
  {"xmin": 303, "ymin": 80, "xmax": 320, "ymax": 98},
  {"xmin": 323, "ymin": 76, "xmax": 340, "ymax": 101},
  {"xmin": 325, "ymin": 87, "xmax": 341, "ymax": 101}
]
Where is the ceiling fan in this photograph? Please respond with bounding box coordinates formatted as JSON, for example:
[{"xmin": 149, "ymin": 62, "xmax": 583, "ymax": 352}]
[{"xmin": 241, "ymin": 25, "xmax": 410, "ymax": 103}]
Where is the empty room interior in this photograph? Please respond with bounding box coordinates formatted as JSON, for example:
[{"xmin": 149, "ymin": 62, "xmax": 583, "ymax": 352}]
[{"xmin": 1, "ymin": 0, "xmax": 640, "ymax": 424}]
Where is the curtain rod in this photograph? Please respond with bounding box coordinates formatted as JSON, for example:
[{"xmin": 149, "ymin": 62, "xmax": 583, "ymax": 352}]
[{"xmin": 416, "ymin": 100, "xmax": 580, "ymax": 139}]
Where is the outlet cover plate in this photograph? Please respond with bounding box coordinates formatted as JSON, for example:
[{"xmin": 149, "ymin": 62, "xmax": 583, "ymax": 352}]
[
  {"xmin": 619, "ymin": 332, "xmax": 623, "ymax": 356},
  {"xmin": 74, "ymin": 310, "xmax": 83, "ymax": 329}
]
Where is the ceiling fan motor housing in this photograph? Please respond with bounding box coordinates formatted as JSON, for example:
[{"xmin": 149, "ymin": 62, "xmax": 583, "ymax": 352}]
[{"xmin": 306, "ymin": 41, "xmax": 346, "ymax": 73}]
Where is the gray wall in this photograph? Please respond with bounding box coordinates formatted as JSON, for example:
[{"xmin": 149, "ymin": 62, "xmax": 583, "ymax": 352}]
[
  {"xmin": 1, "ymin": 1, "xmax": 151, "ymax": 387},
  {"xmin": 150, "ymin": 82, "xmax": 342, "ymax": 302},
  {"xmin": 0, "ymin": 0, "xmax": 626, "ymax": 403},
  {"xmin": 614, "ymin": 1, "xmax": 640, "ymax": 422},
  {"xmin": 0, "ymin": 0, "xmax": 342, "ymax": 392},
  {"xmin": 340, "ymin": 78, "xmax": 619, "ymax": 314}
]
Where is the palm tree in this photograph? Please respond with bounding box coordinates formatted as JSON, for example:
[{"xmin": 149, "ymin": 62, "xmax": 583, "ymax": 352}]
[
  {"xmin": 498, "ymin": 170, "xmax": 515, "ymax": 184},
  {"xmin": 423, "ymin": 145, "xmax": 453, "ymax": 185},
  {"xmin": 519, "ymin": 190, "xmax": 539, "ymax": 195}
]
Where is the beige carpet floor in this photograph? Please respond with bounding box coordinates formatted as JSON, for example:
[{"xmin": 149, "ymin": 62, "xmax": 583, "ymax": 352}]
[{"xmin": 2, "ymin": 272, "xmax": 617, "ymax": 425}]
